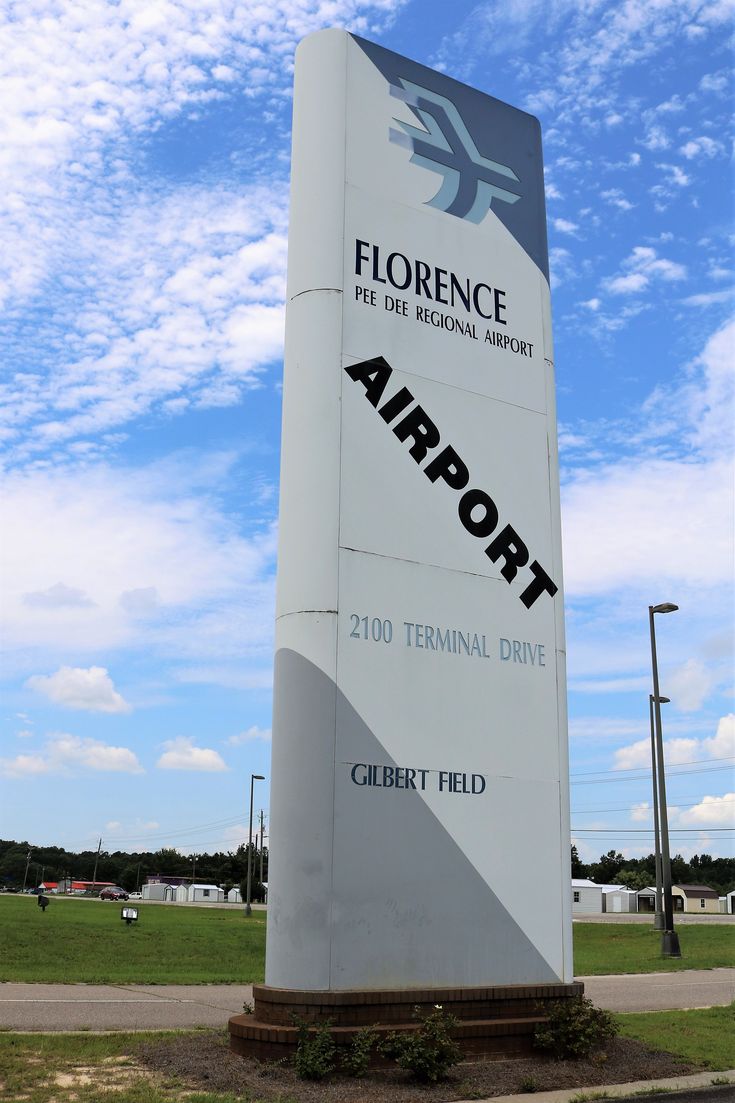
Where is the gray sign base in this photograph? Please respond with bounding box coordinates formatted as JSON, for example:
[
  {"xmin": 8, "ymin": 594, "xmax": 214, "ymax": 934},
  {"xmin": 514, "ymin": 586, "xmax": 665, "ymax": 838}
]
[{"xmin": 228, "ymin": 980, "xmax": 584, "ymax": 1063}]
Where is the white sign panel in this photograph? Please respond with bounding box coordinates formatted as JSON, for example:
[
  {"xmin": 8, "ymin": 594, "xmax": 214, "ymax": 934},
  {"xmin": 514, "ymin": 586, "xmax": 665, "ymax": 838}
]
[{"xmin": 267, "ymin": 29, "xmax": 572, "ymax": 992}]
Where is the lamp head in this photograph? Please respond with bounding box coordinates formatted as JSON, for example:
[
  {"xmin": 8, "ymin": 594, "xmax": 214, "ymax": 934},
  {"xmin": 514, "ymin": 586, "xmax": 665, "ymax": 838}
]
[
  {"xmin": 252, "ymin": 774, "xmax": 265, "ymax": 781},
  {"xmin": 652, "ymin": 603, "xmax": 679, "ymax": 614}
]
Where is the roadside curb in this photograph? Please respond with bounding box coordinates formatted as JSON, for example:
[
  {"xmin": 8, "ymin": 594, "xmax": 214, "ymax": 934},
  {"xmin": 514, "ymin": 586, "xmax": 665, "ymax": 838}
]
[{"xmin": 460, "ymin": 1069, "xmax": 735, "ymax": 1103}]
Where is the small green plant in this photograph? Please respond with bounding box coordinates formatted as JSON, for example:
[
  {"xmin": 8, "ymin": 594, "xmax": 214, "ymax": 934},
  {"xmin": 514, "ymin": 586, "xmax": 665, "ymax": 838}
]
[
  {"xmin": 519, "ymin": 1074, "xmax": 540, "ymax": 1092},
  {"xmin": 534, "ymin": 996, "xmax": 618, "ymax": 1060},
  {"xmin": 292, "ymin": 1016, "xmax": 336, "ymax": 1081},
  {"xmin": 711, "ymin": 1077, "xmax": 733, "ymax": 1086},
  {"xmin": 242, "ymin": 1000, "xmax": 254, "ymax": 1014},
  {"xmin": 340, "ymin": 1025, "xmax": 378, "ymax": 1077},
  {"xmin": 380, "ymin": 1004, "xmax": 462, "ymax": 1083}
]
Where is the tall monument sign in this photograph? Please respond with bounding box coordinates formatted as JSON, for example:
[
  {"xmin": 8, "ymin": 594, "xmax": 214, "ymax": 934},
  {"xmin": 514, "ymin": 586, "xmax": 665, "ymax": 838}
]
[{"xmin": 230, "ymin": 28, "xmax": 579, "ymax": 1061}]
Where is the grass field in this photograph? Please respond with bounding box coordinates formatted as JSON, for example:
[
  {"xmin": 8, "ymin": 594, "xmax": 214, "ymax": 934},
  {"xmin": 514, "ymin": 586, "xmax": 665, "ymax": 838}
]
[
  {"xmin": 0, "ymin": 896, "xmax": 732, "ymax": 984},
  {"xmin": 0, "ymin": 896, "xmax": 265, "ymax": 984},
  {"xmin": 617, "ymin": 1003, "xmax": 735, "ymax": 1070},
  {"xmin": 574, "ymin": 921, "xmax": 735, "ymax": 975}
]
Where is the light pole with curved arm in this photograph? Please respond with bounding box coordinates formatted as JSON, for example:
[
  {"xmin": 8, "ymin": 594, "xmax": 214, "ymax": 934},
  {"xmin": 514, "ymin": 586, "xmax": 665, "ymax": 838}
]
[
  {"xmin": 245, "ymin": 774, "xmax": 265, "ymax": 917},
  {"xmin": 648, "ymin": 603, "xmax": 681, "ymax": 958}
]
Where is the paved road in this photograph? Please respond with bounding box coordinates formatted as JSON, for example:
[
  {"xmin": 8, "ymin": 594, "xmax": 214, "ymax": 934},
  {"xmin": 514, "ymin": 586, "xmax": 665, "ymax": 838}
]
[
  {"xmin": 580, "ymin": 968, "xmax": 735, "ymax": 1012},
  {"xmin": 0, "ymin": 982, "xmax": 254, "ymax": 1031},
  {"xmin": 1, "ymin": 969, "xmax": 733, "ymax": 1031}
]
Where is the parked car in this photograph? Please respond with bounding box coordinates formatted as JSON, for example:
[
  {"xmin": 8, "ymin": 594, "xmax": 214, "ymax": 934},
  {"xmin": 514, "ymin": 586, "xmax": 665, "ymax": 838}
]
[
  {"xmin": 128, "ymin": 892, "xmax": 142, "ymax": 900},
  {"xmin": 99, "ymin": 886, "xmax": 128, "ymax": 901}
]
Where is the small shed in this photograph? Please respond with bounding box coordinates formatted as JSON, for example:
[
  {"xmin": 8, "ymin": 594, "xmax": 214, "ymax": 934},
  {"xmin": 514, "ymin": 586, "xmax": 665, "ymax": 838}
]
[
  {"xmin": 672, "ymin": 884, "xmax": 720, "ymax": 913},
  {"xmin": 725, "ymin": 890, "xmax": 735, "ymax": 914},
  {"xmin": 190, "ymin": 883, "xmax": 224, "ymax": 903},
  {"xmin": 143, "ymin": 882, "xmax": 174, "ymax": 901},
  {"xmin": 601, "ymin": 886, "xmax": 638, "ymax": 913},
  {"xmin": 637, "ymin": 886, "xmax": 657, "ymax": 912},
  {"xmin": 175, "ymin": 884, "xmax": 189, "ymax": 903},
  {"xmin": 227, "ymin": 887, "xmax": 242, "ymax": 903},
  {"xmin": 572, "ymin": 879, "xmax": 602, "ymax": 914}
]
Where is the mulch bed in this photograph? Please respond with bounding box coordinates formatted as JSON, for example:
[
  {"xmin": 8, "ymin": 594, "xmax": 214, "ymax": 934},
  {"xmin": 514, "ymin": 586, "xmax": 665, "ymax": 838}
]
[{"xmin": 137, "ymin": 1029, "xmax": 701, "ymax": 1101}]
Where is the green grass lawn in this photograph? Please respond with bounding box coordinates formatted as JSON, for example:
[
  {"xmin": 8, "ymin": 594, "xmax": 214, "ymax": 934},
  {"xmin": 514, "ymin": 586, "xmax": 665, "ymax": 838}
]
[
  {"xmin": 617, "ymin": 1003, "xmax": 735, "ymax": 1070},
  {"xmin": 574, "ymin": 922, "xmax": 735, "ymax": 975},
  {"xmin": 0, "ymin": 896, "xmax": 266, "ymax": 984},
  {"xmin": 1, "ymin": 896, "xmax": 732, "ymax": 984}
]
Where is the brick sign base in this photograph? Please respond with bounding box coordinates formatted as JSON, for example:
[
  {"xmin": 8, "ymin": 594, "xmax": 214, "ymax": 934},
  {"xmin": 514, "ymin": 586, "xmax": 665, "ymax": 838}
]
[{"xmin": 228, "ymin": 981, "xmax": 585, "ymax": 1064}]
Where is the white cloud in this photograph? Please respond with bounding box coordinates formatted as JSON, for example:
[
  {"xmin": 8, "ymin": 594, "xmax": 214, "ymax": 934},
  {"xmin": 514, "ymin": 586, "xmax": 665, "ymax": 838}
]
[
  {"xmin": 600, "ymin": 188, "xmax": 634, "ymax": 211},
  {"xmin": 604, "ymin": 245, "xmax": 687, "ymax": 297},
  {"xmin": 23, "ymin": 583, "xmax": 95, "ymax": 609},
  {"xmin": 226, "ymin": 725, "xmax": 272, "ymax": 746},
  {"xmin": 553, "ymin": 217, "xmax": 578, "ymax": 234},
  {"xmin": 704, "ymin": 714, "xmax": 735, "ymax": 759},
  {"xmin": 26, "ymin": 666, "xmax": 131, "ymax": 713},
  {"xmin": 613, "ymin": 736, "xmax": 700, "ymax": 770},
  {"xmin": 678, "ymin": 793, "xmax": 735, "ymax": 827},
  {"xmin": 0, "ymin": 0, "xmax": 405, "ymax": 310},
  {"xmin": 612, "ymin": 714, "xmax": 735, "ymax": 774},
  {"xmin": 0, "ymin": 454, "xmax": 277, "ymax": 672},
  {"xmin": 631, "ymin": 801, "xmax": 650, "ymax": 822},
  {"xmin": 157, "ymin": 736, "xmax": 228, "ymax": 772},
  {"xmin": 562, "ymin": 454, "xmax": 732, "ymax": 596},
  {"xmin": 2, "ymin": 185, "xmax": 289, "ymax": 461},
  {"xmin": 0, "ymin": 733, "xmax": 143, "ymax": 777},
  {"xmin": 679, "ymin": 136, "xmax": 724, "ymax": 159},
  {"xmin": 666, "ymin": 659, "xmax": 715, "ymax": 712}
]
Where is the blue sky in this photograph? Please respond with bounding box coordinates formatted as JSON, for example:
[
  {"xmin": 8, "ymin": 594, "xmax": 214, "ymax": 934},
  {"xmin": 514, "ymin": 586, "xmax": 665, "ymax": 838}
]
[{"xmin": 1, "ymin": 0, "xmax": 733, "ymax": 868}]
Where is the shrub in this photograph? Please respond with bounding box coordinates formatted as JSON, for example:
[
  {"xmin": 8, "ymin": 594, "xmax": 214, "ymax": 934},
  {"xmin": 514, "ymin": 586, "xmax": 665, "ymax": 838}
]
[
  {"xmin": 340, "ymin": 1025, "xmax": 379, "ymax": 1077},
  {"xmin": 380, "ymin": 1005, "xmax": 462, "ymax": 1083},
  {"xmin": 292, "ymin": 1016, "xmax": 336, "ymax": 1080},
  {"xmin": 533, "ymin": 996, "xmax": 618, "ymax": 1060}
]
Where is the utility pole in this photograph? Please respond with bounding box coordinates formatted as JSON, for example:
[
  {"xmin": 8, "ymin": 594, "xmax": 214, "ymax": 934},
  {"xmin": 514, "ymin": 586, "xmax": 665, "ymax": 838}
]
[
  {"xmin": 136, "ymin": 862, "xmax": 141, "ymax": 891},
  {"xmin": 22, "ymin": 850, "xmax": 31, "ymax": 893},
  {"xmin": 91, "ymin": 837, "xmax": 102, "ymax": 891},
  {"xmin": 259, "ymin": 810, "xmax": 265, "ymax": 883}
]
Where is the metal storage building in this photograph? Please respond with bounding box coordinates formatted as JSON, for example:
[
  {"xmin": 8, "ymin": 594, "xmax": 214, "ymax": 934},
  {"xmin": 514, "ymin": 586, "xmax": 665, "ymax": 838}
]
[{"xmin": 572, "ymin": 878, "xmax": 602, "ymax": 914}]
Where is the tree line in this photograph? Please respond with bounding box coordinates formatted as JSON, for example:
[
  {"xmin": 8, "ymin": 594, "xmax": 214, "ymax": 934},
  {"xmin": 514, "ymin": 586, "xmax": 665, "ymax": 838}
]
[
  {"xmin": 0, "ymin": 838, "xmax": 268, "ymax": 899},
  {"xmin": 571, "ymin": 845, "xmax": 735, "ymax": 894},
  {"xmin": 2, "ymin": 837, "xmax": 732, "ymax": 898}
]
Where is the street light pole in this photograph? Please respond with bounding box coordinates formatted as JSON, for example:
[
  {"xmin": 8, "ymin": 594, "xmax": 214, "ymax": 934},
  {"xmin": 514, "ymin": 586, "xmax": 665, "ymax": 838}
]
[
  {"xmin": 245, "ymin": 774, "xmax": 265, "ymax": 917},
  {"xmin": 648, "ymin": 603, "xmax": 681, "ymax": 958},
  {"xmin": 648, "ymin": 693, "xmax": 669, "ymax": 931}
]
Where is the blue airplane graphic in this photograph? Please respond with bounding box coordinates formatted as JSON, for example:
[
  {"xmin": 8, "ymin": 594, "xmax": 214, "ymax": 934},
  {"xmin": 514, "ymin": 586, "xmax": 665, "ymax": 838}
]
[{"xmin": 390, "ymin": 79, "xmax": 521, "ymax": 224}]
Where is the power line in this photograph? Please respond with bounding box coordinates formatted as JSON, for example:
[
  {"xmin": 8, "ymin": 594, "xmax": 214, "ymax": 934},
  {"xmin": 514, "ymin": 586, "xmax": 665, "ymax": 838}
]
[
  {"xmin": 570, "ymin": 756, "xmax": 734, "ymax": 778},
  {"xmin": 572, "ymin": 798, "xmax": 735, "ymax": 815},
  {"xmin": 572, "ymin": 764, "xmax": 735, "ymax": 785}
]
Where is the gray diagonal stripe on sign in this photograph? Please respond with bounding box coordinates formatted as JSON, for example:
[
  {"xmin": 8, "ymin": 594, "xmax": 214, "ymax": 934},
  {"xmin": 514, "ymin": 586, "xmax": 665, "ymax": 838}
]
[{"xmin": 274, "ymin": 648, "xmax": 559, "ymax": 989}]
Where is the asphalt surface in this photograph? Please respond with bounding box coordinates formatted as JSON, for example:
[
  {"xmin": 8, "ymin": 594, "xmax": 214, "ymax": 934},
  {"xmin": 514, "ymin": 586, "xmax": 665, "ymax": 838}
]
[
  {"xmin": 580, "ymin": 967, "xmax": 735, "ymax": 1012},
  {"xmin": 0, "ymin": 968, "xmax": 733, "ymax": 1031}
]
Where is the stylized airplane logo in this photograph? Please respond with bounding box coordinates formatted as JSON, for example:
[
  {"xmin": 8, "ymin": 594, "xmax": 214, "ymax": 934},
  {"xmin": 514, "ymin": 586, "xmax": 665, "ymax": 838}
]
[{"xmin": 389, "ymin": 79, "xmax": 520, "ymax": 223}]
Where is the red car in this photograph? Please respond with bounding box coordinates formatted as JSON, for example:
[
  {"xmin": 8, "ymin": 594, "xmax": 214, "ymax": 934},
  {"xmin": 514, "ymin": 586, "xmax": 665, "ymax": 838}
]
[{"xmin": 99, "ymin": 887, "xmax": 129, "ymax": 901}]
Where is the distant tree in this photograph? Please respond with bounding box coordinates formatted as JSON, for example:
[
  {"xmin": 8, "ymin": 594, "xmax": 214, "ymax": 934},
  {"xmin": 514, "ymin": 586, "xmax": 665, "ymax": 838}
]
[
  {"xmin": 612, "ymin": 869, "xmax": 649, "ymax": 890},
  {"xmin": 589, "ymin": 850, "xmax": 625, "ymax": 884},
  {"xmin": 570, "ymin": 845, "xmax": 586, "ymax": 878}
]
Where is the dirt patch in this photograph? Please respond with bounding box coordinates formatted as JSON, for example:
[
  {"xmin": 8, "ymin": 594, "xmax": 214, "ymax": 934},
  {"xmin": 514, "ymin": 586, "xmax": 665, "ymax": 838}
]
[{"xmin": 137, "ymin": 1029, "xmax": 701, "ymax": 1102}]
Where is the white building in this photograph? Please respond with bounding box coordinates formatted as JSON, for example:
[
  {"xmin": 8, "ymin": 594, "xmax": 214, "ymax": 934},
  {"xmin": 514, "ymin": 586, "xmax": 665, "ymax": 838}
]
[
  {"xmin": 227, "ymin": 887, "xmax": 242, "ymax": 903},
  {"xmin": 142, "ymin": 883, "xmax": 174, "ymax": 902},
  {"xmin": 175, "ymin": 883, "xmax": 189, "ymax": 903},
  {"xmin": 572, "ymin": 879, "xmax": 602, "ymax": 914},
  {"xmin": 601, "ymin": 886, "xmax": 638, "ymax": 913},
  {"xmin": 189, "ymin": 883, "xmax": 224, "ymax": 903}
]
